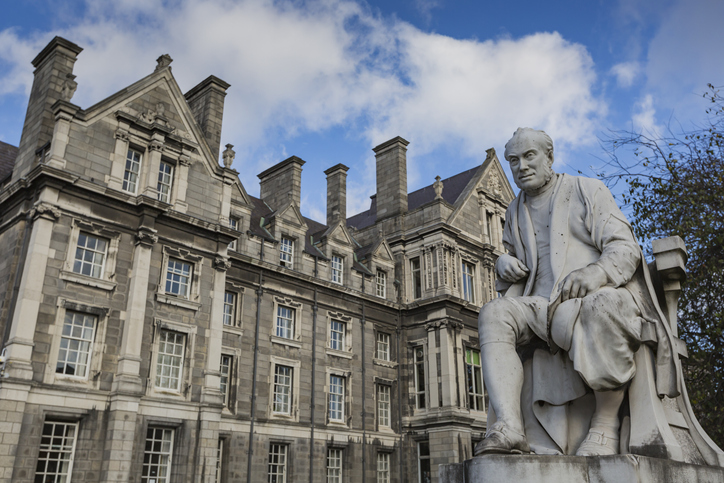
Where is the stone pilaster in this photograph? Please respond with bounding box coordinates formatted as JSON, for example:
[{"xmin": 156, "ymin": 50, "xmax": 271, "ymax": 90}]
[
  {"xmin": 99, "ymin": 395, "xmax": 140, "ymax": 482},
  {"xmin": 46, "ymin": 100, "xmax": 79, "ymax": 170},
  {"xmin": 142, "ymin": 134, "xmax": 165, "ymax": 199}
]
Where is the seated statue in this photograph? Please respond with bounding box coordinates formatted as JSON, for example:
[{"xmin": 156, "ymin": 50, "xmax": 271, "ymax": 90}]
[{"xmin": 475, "ymin": 128, "xmax": 681, "ymax": 457}]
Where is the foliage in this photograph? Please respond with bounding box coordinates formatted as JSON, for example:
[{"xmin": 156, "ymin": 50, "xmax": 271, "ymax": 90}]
[{"xmin": 599, "ymin": 84, "xmax": 724, "ymax": 449}]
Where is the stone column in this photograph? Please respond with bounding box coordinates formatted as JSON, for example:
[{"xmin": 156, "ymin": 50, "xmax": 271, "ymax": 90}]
[
  {"xmin": 4, "ymin": 196, "xmax": 60, "ymax": 380},
  {"xmin": 142, "ymin": 135, "xmax": 164, "ymax": 199},
  {"xmin": 438, "ymin": 323, "xmax": 458, "ymax": 407},
  {"xmin": 114, "ymin": 227, "xmax": 157, "ymax": 392},
  {"xmin": 107, "ymin": 122, "xmax": 131, "ymax": 190},
  {"xmin": 427, "ymin": 325, "xmax": 440, "ymax": 409},
  {"xmin": 172, "ymin": 153, "xmax": 191, "ymax": 213},
  {"xmin": 99, "ymin": 395, "xmax": 140, "ymax": 482},
  {"xmin": 202, "ymin": 256, "xmax": 229, "ymax": 405}
]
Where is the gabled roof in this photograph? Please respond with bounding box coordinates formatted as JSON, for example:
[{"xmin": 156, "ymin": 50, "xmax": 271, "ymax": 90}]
[
  {"xmin": 347, "ymin": 164, "xmax": 481, "ymax": 230},
  {"xmin": 0, "ymin": 140, "xmax": 18, "ymax": 183}
]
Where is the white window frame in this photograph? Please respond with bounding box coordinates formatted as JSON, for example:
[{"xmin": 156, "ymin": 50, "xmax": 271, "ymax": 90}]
[
  {"xmin": 275, "ymin": 306, "xmax": 295, "ymax": 340},
  {"xmin": 329, "ymin": 320, "xmax": 346, "ymax": 352},
  {"xmin": 61, "ymin": 219, "xmax": 120, "ymax": 291},
  {"xmin": 142, "ymin": 426, "xmax": 174, "ymax": 483},
  {"xmin": 269, "ymin": 356, "xmax": 301, "ymax": 421},
  {"xmin": 55, "ymin": 310, "xmax": 97, "ymax": 379},
  {"xmin": 279, "ymin": 236, "xmax": 294, "ymax": 268},
  {"xmin": 268, "ymin": 443, "xmax": 288, "ymax": 483},
  {"xmin": 36, "ymin": 421, "xmax": 78, "ymax": 482},
  {"xmin": 220, "ymin": 354, "xmax": 233, "ymax": 407},
  {"xmin": 72, "ymin": 232, "xmax": 108, "ymax": 279},
  {"xmin": 376, "ymin": 452, "xmax": 390, "ymax": 483},
  {"xmin": 328, "ymin": 374, "xmax": 346, "ymax": 423},
  {"xmin": 325, "ymin": 312, "xmax": 353, "ymax": 358},
  {"xmin": 148, "ymin": 319, "xmax": 197, "ymax": 398},
  {"xmin": 377, "ymin": 384, "xmax": 391, "ymax": 428},
  {"xmin": 461, "ymin": 260, "xmax": 476, "ymax": 303},
  {"xmin": 155, "ymin": 329, "xmax": 186, "ymax": 392},
  {"xmin": 417, "ymin": 441, "xmax": 431, "ymax": 483},
  {"xmin": 326, "ymin": 447, "xmax": 343, "ymax": 483},
  {"xmin": 123, "ymin": 148, "xmax": 142, "ymax": 194},
  {"xmin": 223, "ymin": 291, "xmax": 237, "ymax": 327},
  {"xmin": 165, "ymin": 258, "xmax": 192, "ymax": 299},
  {"xmin": 465, "ymin": 347, "xmax": 485, "ymax": 411},
  {"xmin": 272, "ymin": 364, "xmax": 293, "ymax": 415},
  {"xmin": 376, "ymin": 270, "xmax": 387, "ymax": 298},
  {"xmin": 228, "ymin": 217, "xmax": 239, "ymax": 251},
  {"xmin": 271, "ymin": 297, "xmax": 303, "ymax": 348},
  {"xmin": 376, "ymin": 332, "xmax": 390, "ymax": 361},
  {"xmin": 157, "ymin": 160, "xmax": 174, "ymax": 203},
  {"xmin": 413, "ymin": 345, "xmax": 426, "ymax": 409},
  {"xmin": 156, "ymin": 247, "xmax": 203, "ymax": 311},
  {"xmin": 215, "ymin": 439, "xmax": 224, "ymax": 483},
  {"xmin": 331, "ymin": 255, "xmax": 344, "ymax": 284}
]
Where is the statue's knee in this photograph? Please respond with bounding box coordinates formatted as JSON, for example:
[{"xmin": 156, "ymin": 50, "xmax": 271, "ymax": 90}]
[
  {"xmin": 580, "ymin": 290, "xmax": 613, "ymax": 320},
  {"xmin": 478, "ymin": 299, "xmax": 516, "ymax": 343}
]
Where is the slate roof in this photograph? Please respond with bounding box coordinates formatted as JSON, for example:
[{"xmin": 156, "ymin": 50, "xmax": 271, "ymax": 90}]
[
  {"xmin": 347, "ymin": 164, "xmax": 481, "ymax": 230},
  {"xmin": 0, "ymin": 140, "xmax": 18, "ymax": 183}
]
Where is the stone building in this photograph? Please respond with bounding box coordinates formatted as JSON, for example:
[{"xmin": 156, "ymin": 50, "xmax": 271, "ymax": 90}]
[{"xmin": 0, "ymin": 37, "xmax": 514, "ymax": 483}]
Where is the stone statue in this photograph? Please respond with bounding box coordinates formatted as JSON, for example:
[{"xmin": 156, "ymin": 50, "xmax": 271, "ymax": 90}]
[{"xmin": 475, "ymin": 128, "xmax": 681, "ymax": 457}]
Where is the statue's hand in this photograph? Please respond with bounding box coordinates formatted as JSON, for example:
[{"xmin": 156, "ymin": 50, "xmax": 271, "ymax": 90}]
[
  {"xmin": 560, "ymin": 264, "xmax": 608, "ymax": 301},
  {"xmin": 496, "ymin": 254, "xmax": 530, "ymax": 283}
]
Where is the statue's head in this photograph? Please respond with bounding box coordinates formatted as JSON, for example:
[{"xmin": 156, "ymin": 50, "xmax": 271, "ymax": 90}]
[{"xmin": 504, "ymin": 128, "xmax": 555, "ymax": 193}]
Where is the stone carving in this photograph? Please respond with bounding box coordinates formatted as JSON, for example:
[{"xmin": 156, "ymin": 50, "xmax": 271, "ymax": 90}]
[
  {"xmin": 222, "ymin": 143, "xmax": 236, "ymax": 168},
  {"xmin": 434, "ymin": 175, "xmax": 444, "ymax": 200},
  {"xmin": 487, "ymin": 169, "xmax": 502, "ymax": 196},
  {"xmin": 213, "ymin": 257, "xmax": 231, "ymax": 272},
  {"xmin": 60, "ymin": 73, "xmax": 78, "ymax": 102},
  {"xmin": 135, "ymin": 229, "xmax": 158, "ymax": 247},
  {"xmin": 28, "ymin": 203, "xmax": 60, "ymax": 221},
  {"xmin": 155, "ymin": 54, "xmax": 173, "ymax": 72},
  {"xmin": 475, "ymin": 128, "xmax": 722, "ymax": 463}
]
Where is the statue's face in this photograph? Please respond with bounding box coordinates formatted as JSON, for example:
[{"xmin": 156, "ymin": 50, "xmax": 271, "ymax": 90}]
[{"xmin": 505, "ymin": 135, "xmax": 554, "ymax": 193}]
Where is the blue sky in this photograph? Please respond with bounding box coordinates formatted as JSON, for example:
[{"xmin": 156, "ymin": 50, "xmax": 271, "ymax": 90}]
[{"xmin": 1, "ymin": 0, "xmax": 722, "ymax": 222}]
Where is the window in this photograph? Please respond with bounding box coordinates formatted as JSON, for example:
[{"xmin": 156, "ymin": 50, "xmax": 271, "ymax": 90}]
[
  {"xmin": 155, "ymin": 330, "xmax": 186, "ymax": 391},
  {"xmin": 327, "ymin": 448, "xmax": 343, "ymax": 483},
  {"xmin": 376, "ymin": 332, "xmax": 390, "ymax": 361},
  {"xmin": 223, "ymin": 291, "xmax": 237, "ymax": 327},
  {"xmin": 378, "ymin": 384, "xmax": 391, "ymax": 428},
  {"xmin": 220, "ymin": 354, "xmax": 232, "ymax": 406},
  {"xmin": 273, "ymin": 365, "xmax": 293, "ymax": 415},
  {"xmin": 461, "ymin": 261, "xmax": 475, "ymax": 303},
  {"xmin": 275, "ymin": 306, "xmax": 295, "ymax": 339},
  {"xmin": 157, "ymin": 161, "xmax": 174, "ymax": 203},
  {"xmin": 73, "ymin": 232, "xmax": 108, "ymax": 278},
  {"xmin": 35, "ymin": 421, "xmax": 78, "ymax": 483},
  {"xmin": 418, "ymin": 441, "xmax": 431, "ymax": 483},
  {"xmin": 330, "ymin": 320, "xmax": 346, "ymax": 351},
  {"xmin": 280, "ymin": 237, "xmax": 293, "ymax": 268},
  {"xmin": 331, "ymin": 255, "xmax": 343, "ymax": 284},
  {"xmin": 165, "ymin": 258, "xmax": 192, "ymax": 298},
  {"xmin": 486, "ymin": 213, "xmax": 493, "ymax": 242},
  {"xmin": 410, "ymin": 257, "xmax": 422, "ymax": 299},
  {"xmin": 122, "ymin": 148, "xmax": 142, "ymax": 194},
  {"xmin": 329, "ymin": 375, "xmax": 345, "ymax": 422},
  {"xmin": 376, "ymin": 270, "xmax": 386, "ymax": 298},
  {"xmin": 377, "ymin": 453, "xmax": 390, "ymax": 483},
  {"xmin": 214, "ymin": 439, "xmax": 224, "ymax": 483},
  {"xmin": 56, "ymin": 311, "xmax": 96, "ymax": 378},
  {"xmin": 413, "ymin": 346, "xmax": 426, "ymax": 409},
  {"xmin": 466, "ymin": 348, "xmax": 485, "ymax": 411},
  {"xmin": 228, "ymin": 218, "xmax": 239, "ymax": 251},
  {"xmin": 142, "ymin": 427, "xmax": 174, "ymax": 483},
  {"xmin": 268, "ymin": 444, "xmax": 288, "ymax": 483}
]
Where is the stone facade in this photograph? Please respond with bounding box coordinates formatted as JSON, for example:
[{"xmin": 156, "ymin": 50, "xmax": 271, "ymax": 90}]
[{"xmin": 0, "ymin": 37, "xmax": 514, "ymax": 483}]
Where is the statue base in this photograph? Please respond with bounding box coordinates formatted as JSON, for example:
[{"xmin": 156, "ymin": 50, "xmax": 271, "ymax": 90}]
[{"xmin": 439, "ymin": 454, "xmax": 724, "ymax": 483}]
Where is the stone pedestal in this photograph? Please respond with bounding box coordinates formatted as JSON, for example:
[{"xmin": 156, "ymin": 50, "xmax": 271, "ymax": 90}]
[{"xmin": 439, "ymin": 454, "xmax": 724, "ymax": 483}]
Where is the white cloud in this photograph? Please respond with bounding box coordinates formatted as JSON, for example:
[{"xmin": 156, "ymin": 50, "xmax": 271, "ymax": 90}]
[
  {"xmin": 0, "ymin": 0, "xmax": 606, "ymax": 217},
  {"xmin": 631, "ymin": 94, "xmax": 663, "ymax": 137},
  {"xmin": 610, "ymin": 61, "xmax": 640, "ymax": 88}
]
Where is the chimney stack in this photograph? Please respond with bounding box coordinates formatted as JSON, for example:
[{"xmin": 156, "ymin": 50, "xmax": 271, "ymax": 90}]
[
  {"xmin": 373, "ymin": 136, "xmax": 409, "ymax": 221},
  {"xmin": 14, "ymin": 37, "xmax": 83, "ymax": 182},
  {"xmin": 324, "ymin": 164, "xmax": 349, "ymax": 226},
  {"xmin": 184, "ymin": 75, "xmax": 230, "ymax": 163},
  {"xmin": 258, "ymin": 156, "xmax": 306, "ymax": 211}
]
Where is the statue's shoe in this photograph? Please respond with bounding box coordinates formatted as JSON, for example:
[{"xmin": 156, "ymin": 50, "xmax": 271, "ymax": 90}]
[
  {"xmin": 474, "ymin": 422, "xmax": 531, "ymax": 456},
  {"xmin": 575, "ymin": 430, "xmax": 619, "ymax": 456}
]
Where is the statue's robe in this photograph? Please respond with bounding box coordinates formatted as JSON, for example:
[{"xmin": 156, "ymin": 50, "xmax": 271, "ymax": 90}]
[{"xmin": 495, "ymin": 174, "xmax": 680, "ymax": 454}]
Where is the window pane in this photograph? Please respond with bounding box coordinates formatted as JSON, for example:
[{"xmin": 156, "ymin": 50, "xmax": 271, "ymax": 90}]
[
  {"xmin": 155, "ymin": 330, "xmax": 185, "ymax": 391},
  {"xmin": 276, "ymin": 306, "xmax": 294, "ymax": 339},
  {"xmin": 35, "ymin": 422, "xmax": 77, "ymax": 483},
  {"xmin": 268, "ymin": 444, "xmax": 287, "ymax": 483},
  {"xmin": 142, "ymin": 427, "xmax": 174, "ymax": 483},
  {"xmin": 56, "ymin": 312, "xmax": 96, "ymax": 378},
  {"xmin": 72, "ymin": 232, "xmax": 108, "ymax": 279},
  {"xmin": 123, "ymin": 149, "xmax": 142, "ymax": 194},
  {"xmin": 157, "ymin": 161, "xmax": 174, "ymax": 203}
]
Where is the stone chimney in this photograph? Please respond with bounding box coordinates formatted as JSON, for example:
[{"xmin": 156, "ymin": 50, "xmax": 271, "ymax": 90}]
[
  {"xmin": 13, "ymin": 36, "xmax": 83, "ymax": 182},
  {"xmin": 324, "ymin": 163, "xmax": 349, "ymax": 226},
  {"xmin": 184, "ymin": 75, "xmax": 230, "ymax": 163},
  {"xmin": 373, "ymin": 136, "xmax": 409, "ymax": 220},
  {"xmin": 258, "ymin": 156, "xmax": 306, "ymax": 211}
]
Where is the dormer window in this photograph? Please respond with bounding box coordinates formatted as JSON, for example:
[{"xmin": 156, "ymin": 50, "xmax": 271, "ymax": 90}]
[
  {"xmin": 280, "ymin": 237, "xmax": 294, "ymax": 268},
  {"xmin": 229, "ymin": 217, "xmax": 239, "ymax": 251},
  {"xmin": 331, "ymin": 256, "xmax": 344, "ymax": 285},
  {"xmin": 157, "ymin": 161, "xmax": 174, "ymax": 203},
  {"xmin": 376, "ymin": 270, "xmax": 386, "ymax": 298},
  {"xmin": 122, "ymin": 149, "xmax": 142, "ymax": 194}
]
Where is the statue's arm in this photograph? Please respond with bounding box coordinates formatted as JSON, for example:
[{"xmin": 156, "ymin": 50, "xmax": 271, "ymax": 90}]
[{"xmin": 583, "ymin": 179, "xmax": 640, "ymax": 288}]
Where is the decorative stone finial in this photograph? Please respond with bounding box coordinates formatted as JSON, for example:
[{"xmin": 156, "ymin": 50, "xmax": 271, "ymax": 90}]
[
  {"xmin": 155, "ymin": 54, "xmax": 173, "ymax": 72},
  {"xmin": 222, "ymin": 143, "xmax": 235, "ymax": 168},
  {"xmin": 60, "ymin": 73, "xmax": 78, "ymax": 102},
  {"xmin": 433, "ymin": 175, "xmax": 443, "ymax": 200}
]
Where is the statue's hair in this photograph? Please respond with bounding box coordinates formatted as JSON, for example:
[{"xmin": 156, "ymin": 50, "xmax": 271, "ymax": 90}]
[{"xmin": 504, "ymin": 128, "xmax": 553, "ymax": 161}]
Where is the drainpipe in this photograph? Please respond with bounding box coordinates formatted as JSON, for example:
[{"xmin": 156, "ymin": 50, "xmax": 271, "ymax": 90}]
[
  {"xmin": 395, "ymin": 280, "xmax": 404, "ymax": 482},
  {"xmin": 246, "ymin": 241, "xmax": 265, "ymax": 482},
  {"xmin": 309, "ymin": 259, "xmax": 318, "ymax": 482},
  {"xmin": 361, "ymin": 300, "xmax": 367, "ymax": 483}
]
